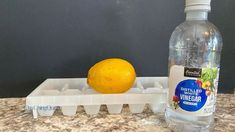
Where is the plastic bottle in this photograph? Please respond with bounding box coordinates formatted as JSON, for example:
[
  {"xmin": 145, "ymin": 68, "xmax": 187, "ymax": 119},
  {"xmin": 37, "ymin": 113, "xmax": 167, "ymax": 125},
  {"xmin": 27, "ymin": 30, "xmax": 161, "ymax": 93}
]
[{"xmin": 165, "ymin": 0, "xmax": 223, "ymax": 131}]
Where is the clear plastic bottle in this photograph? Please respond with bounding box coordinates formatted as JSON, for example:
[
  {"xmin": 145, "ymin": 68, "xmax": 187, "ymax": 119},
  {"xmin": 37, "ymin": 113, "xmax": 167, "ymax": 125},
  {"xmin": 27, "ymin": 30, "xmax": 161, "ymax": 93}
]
[{"xmin": 165, "ymin": 0, "xmax": 223, "ymax": 131}]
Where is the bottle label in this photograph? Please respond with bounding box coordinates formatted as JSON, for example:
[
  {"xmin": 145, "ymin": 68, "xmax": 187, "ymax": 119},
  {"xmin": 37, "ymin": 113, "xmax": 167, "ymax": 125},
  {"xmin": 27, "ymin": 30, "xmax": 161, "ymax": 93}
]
[{"xmin": 169, "ymin": 65, "xmax": 219, "ymax": 116}]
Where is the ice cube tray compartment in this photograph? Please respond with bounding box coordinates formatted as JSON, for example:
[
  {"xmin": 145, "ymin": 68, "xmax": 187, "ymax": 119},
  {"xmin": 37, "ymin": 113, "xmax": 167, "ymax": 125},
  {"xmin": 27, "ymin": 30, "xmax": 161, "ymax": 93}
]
[
  {"xmin": 26, "ymin": 77, "xmax": 168, "ymax": 118},
  {"xmin": 107, "ymin": 104, "xmax": 123, "ymax": 114}
]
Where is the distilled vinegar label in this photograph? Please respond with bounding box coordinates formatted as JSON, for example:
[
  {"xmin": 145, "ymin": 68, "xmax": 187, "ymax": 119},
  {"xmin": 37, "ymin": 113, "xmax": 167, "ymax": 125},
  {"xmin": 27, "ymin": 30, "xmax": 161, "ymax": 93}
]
[{"xmin": 169, "ymin": 65, "xmax": 219, "ymax": 116}]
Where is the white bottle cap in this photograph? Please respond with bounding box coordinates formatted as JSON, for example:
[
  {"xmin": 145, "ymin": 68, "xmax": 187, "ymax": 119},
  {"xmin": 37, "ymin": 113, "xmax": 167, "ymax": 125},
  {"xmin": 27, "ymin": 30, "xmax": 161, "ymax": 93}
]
[{"xmin": 185, "ymin": 0, "xmax": 211, "ymax": 12}]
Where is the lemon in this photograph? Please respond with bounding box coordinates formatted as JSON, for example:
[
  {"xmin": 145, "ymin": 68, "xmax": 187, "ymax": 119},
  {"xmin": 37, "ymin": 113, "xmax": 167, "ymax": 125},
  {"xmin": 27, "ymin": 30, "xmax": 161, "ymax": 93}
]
[{"xmin": 87, "ymin": 58, "xmax": 136, "ymax": 93}]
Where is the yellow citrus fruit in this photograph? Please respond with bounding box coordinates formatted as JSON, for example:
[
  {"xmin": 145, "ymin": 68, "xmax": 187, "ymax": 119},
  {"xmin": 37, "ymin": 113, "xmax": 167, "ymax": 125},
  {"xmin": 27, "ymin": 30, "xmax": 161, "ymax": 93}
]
[{"xmin": 87, "ymin": 58, "xmax": 136, "ymax": 94}]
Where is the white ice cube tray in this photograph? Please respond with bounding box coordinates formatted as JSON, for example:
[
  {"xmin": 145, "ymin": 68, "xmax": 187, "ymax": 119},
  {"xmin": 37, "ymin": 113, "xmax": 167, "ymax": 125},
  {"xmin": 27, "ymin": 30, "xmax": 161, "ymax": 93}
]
[{"xmin": 26, "ymin": 77, "xmax": 168, "ymax": 118}]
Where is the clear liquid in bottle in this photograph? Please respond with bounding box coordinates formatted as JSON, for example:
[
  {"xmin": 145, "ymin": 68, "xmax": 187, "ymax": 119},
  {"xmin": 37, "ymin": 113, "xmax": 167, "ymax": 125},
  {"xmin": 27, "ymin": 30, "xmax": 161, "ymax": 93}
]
[{"xmin": 165, "ymin": 0, "xmax": 223, "ymax": 131}]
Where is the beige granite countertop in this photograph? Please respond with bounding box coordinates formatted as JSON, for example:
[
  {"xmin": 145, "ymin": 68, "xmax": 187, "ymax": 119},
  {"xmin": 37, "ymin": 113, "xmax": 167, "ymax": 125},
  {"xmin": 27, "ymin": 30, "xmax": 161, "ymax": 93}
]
[{"xmin": 0, "ymin": 94, "xmax": 234, "ymax": 132}]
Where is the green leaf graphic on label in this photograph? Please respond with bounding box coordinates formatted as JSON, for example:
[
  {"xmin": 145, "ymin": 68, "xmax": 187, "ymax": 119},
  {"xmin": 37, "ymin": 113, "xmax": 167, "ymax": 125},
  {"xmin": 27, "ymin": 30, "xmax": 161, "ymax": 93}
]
[{"xmin": 199, "ymin": 68, "xmax": 218, "ymax": 92}]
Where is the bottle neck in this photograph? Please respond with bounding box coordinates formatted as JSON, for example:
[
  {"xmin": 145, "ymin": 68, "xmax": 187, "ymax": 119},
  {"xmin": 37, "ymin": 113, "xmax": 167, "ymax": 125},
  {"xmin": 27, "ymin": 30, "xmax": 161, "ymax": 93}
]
[{"xmin": 186, "ymin": 11, "xmax": 208, "ymax": 21}]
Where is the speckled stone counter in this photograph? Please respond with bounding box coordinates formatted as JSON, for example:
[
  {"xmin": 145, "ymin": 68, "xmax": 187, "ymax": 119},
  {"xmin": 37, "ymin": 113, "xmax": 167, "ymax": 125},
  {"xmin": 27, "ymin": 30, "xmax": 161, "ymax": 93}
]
[{"xmin": 0, "ymin": 94, "xmax": 234, "ymax": 132}]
